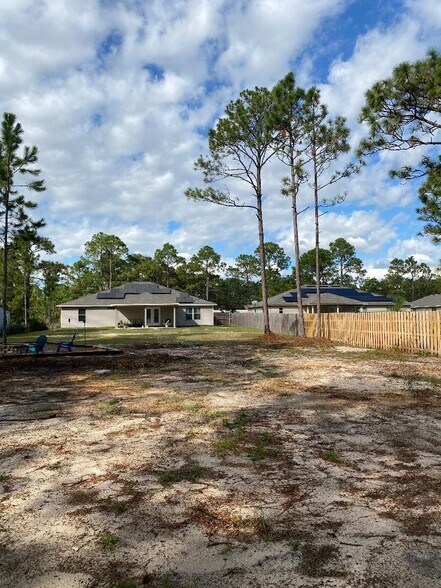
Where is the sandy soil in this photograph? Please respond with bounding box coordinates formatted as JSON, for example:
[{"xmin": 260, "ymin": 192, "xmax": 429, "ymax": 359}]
[{"xmin": 0, "ymin": 338, "xmax": 440, "ymax": 587}]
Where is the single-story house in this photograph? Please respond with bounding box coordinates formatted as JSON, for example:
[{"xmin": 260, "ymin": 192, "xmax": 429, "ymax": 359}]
[
  {"xmin": 247, "ymin": 285, "xmax": 399, "ymax": 314},
  {"xmin": 410, "ymin": 294, "xmax": 441, "ymax": 311},
  {"xmin": 58, "ymin": 282, "xmax": 216, "ymax": 328}
]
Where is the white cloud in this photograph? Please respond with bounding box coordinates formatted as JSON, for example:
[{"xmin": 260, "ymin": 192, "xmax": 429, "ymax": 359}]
[
  {"xmin": 0, "ymin": 0, "xmax": 439, "ymax": 274},
  {"xmin": 387, "ymin": 237, "xmax": 441, "ymax": 266}
]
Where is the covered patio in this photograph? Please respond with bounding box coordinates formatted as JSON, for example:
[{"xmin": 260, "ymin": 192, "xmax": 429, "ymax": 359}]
[{"xmin": 115, "ymin": 305, "xmax": 177, "ymax": 328}]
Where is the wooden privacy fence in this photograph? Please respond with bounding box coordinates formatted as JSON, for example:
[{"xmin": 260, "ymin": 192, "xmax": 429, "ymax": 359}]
[
  {"xmin": 304, "ymin": 311, "xmax": 441, "ymax": 356},
  {"xmin": 231, "ymin": 310, "xmax": 441, "ymax": 355},
  {"xmin": 231, "ymin": 312, "xmax": 299, "ymax": 336}
]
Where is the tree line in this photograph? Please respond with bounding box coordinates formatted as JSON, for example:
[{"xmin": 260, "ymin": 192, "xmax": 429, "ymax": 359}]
[
  {"xmin": 1, "ymin": 230, "xmax": 440, "ymax": 332},
  {"xmin": 1, "ymin": 51, "xmax": 439, "ymax": 339}
]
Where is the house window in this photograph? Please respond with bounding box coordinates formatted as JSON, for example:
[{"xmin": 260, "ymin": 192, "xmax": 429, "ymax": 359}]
[
  {"xmin": 78, "ymin": 309, "xmax": 86, "ymax": 323},
  {"xmin": 185, "ymin": 307, "xmax": 201, "ymax": 320},
  {"xmin": 279, "ymin": 308, "xmax": 283, "ymax": 314}
]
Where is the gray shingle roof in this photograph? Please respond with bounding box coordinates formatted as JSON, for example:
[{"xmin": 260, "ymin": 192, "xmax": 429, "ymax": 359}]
[
  {"xmin": 58, "ymin": 282, "xmax": 215, "ymax": 307},
  {"xmin": 410, "ymin": 294, "xmax": 441, "ymax": 308},
  {"xmin": 249, "ymin": 286, "xmax": 398, "ymax": 308}
]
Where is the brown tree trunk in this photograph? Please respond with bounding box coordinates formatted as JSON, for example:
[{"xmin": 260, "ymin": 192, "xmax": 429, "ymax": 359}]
[
  {"xmin": 24, "ymin": 271, "xmax": 30, "ymax": 331},
  {"xmin": 2, "ymin": 176, "xmax": 10, "ymax": 345},
  {"xmin": 313, "ymin": 155, "xmax": 321, "ymax": 337},
  {"xmin": 290, "ymin": 163, "xmax": 305, "ymax": 337},
  {"xmin": 2, "ymin": 223, "xmax": 8, "ymax": 344},
  {"xmin": 256, "ymin": 180, "xmax": 270, "ymax": 335}
]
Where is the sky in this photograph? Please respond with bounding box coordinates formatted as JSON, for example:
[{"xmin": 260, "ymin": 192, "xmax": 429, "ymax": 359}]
[{"xmin": 0, "ymin": 0, "xmax": 440, "ymax": 279}]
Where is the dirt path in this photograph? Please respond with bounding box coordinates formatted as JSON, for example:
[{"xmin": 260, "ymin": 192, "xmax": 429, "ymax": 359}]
[{"xmin": 0, "ymin": 340, "xmax": 440, "ymax": 587}]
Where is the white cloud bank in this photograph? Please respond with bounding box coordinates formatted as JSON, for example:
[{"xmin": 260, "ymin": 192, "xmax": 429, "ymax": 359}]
[{"xmin": 0, "ymin": 0, "xmax": 439, "ymax": 268}]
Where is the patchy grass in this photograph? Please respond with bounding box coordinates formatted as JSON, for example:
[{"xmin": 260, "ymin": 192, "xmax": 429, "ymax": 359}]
[
  {"xmin": 247, "ymin": 433, "xmax": 278, "ymax": 461},
  {"xmin": 214, "ymin": 437, "xmax": 239, "ymax": 453},
  {"xmin": 8, "ymin": 325, "xmax": 263, "ymax": 349},
  {"xmin": 289, "ymin": 539, "xmax": 301, "ymax": 552},
  {"xmin": 99, "ymin": 533, "xmax": 119, "ymax": 549},
  {"xmin": 253, "ymin": 511, "xmax": 272, "ymax": 539},
  {"xmin": 109, "ymin": 500, "xmax": 127, "ymax": 514},
  {"xmin": 321, "ymin": 450, "xmax": 343, "ymax": 464},
  {"xmin": 158, "ymin": 462, "xmax": 203, "ymax": 484}
]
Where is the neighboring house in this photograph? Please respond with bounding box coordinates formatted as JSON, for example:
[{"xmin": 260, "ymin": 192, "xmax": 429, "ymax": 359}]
[
  {"xmin": 58, "ymin": 282, "xmax": 216, "ymax": 328},
  {"xmin": 247, "ymin": 285, "xmax": 399, "ymax": 314},
  {"xmin": 410, "ymin": 294, "xmax": 441, "ymax": 311}
]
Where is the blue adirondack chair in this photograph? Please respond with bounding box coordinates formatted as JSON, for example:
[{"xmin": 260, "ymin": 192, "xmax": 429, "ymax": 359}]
[
  {"xmin": 56, "ymin": 333, "xmax": 76, "ymax": 353},
  {"xmin": 26, "ymin": 334, "xmax": 48, "ymax": 355}
]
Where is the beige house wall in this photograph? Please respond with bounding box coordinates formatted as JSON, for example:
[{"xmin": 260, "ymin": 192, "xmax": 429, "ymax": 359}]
[
  {"xmin": 176, "ymin": 306, "xmax": 214, "ymax": 326},
  {"xmin": 61, "ymin": 305, "xmax": 214, "ymax": 328},
  {"xmin": 60, "ymin": 308, "xmax": 115, "ymax": 328},
  {"xmin": 269, "ymin": 307, "xmax": 299, "ymax": 314}
]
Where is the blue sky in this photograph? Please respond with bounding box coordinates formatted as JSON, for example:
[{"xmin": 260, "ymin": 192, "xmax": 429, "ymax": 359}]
[{"xmin": 0, "ymin": 0, "xmax": 439, "ymax": 278}]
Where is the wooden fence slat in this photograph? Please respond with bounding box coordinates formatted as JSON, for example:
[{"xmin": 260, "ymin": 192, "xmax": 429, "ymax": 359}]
[{"xmin": 232, "ymin": 310, "xmax": 441, "ymax": 356}]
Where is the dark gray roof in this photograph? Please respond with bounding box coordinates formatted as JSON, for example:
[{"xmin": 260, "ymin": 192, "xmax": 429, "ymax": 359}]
[
  {"xmin": 249, "ymin": 286, "xmax": 398, "ymax": 308},
  {"xmin": 58, "ymin": 282, "xmax": 215, "ymax": 307},
  {"xmin": 410, "ymin": 294, "xmax": 441, "ymax": 308}
]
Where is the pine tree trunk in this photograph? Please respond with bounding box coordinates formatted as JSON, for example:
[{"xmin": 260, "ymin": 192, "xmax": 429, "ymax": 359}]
[
  {"xmin": 256, "ymin": 176, "xmax": 270, "ymax": 335},
  {"xmin": 206, "ymin": 274, "xmax": 209, "ymax": 301},
  {"xmin": 2, "ymin": 178, "xmax": 10, "ymax": 345},
  {"xmin": 2, "ymin": 222, "xmax": 8, "ymax": 344},
  {"xmin": 24, "ymin": 271, "xmax": 30, "ymax": 331},
  {"xmin": 313, "ymin": 155, "xmax": 321, "ymax": 337},
  {"xmin": 290, "ymin": 163, "xmax": 305, "ymax": 338}
]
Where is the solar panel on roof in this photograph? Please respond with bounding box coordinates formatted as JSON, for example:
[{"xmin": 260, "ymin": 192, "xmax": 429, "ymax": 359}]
[
  {"xmin": 96, "ymin": 282, "xmax": 171, "ymax": 299},
  {"xmin": 282, "ymin": 287, "xmax": 394, "ymax": 304},
  {"xmin": 176, "ymin": 295, "xmax": 194, "ymax": 303},
  {"xmin": 282, "ymin": 291, "xmax": 298, "ymax": 303},
  {"xmin": 322, "ymin": 288, "xmax": 394, "ymax": 303}
]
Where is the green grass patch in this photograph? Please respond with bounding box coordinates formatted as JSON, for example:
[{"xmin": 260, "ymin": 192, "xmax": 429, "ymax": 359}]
[
  {"xmin": 253, "ymin": 511, "xmax": 272, "ymax": 539},
  {"xmin": 223, "ymin": 411, "xmax": 248, "ymax": 433},
  {"xmin": 113, "ymin": 581, "xmax": 137, "ymax": 588},
  {"xmin": 110, "ymin": 500, "xmax": 126, "ymax": 514},
  {"xmin": 247, "ymin": 433, "xmax": 275, "ymax": 461},
  {"xmin": 214, "ymin": 437, "xmax": 239, "ymax": 453},
  {"xmin": 257, "ymin": 368, "xmax": 280, "ymax": 378},
  {"xmin": 322, "ymin": 450, "xmax": 343, "ymax": 464},
  {"xmin": 158, "ymin": 472, "xmax": 183, "ymax": 484},
  {"xmin": 289, "ymin": 539, "xmax": 301, "ymax": 552},
  {"xmin": 99, "ymin": 533, "xmax": 119, "ymax": 549},
  {"xmin": 8, "ymin": 325, "xmax": 263, "ymax": 349},
  {"xmin": 182, "ymin": 402, "xmax": 201, "ymax": 412},
  {"xmin": 101, "ymin": 398, "xmax": 121, "ymax": 413},
  {"xmin": 158, "ymin": 462, "xmax": 203, "ymax": 484}
]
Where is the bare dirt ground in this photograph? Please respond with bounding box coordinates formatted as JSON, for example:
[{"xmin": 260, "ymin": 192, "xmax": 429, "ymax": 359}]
[{"xmin": 0, "ymin": 333, "xmax": 440, "ymax": 587}]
